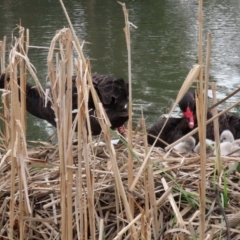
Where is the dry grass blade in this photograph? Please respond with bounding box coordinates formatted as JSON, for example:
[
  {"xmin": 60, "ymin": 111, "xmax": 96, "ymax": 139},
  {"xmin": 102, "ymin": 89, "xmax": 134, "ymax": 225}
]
[
  {"xmin": 174, "ymin": 64, "xmax": 200, "ymax": 107},
  {"xmin": 0, "ymin": 36, "xmax": 6, "ymax": 72},
  {"xmin": 212, "ymin": 83, "xmax": 221, "ymax": 172},
  {"xmin": 162, "ymin": 178, "xmax": 184, "ymax": 227},
  {"xmin": 208, "ymin": 87, "xmax": 240, "ymax": 112},
  {"xmin": 198, "ymin": 1, "xmax": 206, "ymax": 233},
  {"xmin": 118, "ymin": 1, "xmax": 135, "ymax": 220}
]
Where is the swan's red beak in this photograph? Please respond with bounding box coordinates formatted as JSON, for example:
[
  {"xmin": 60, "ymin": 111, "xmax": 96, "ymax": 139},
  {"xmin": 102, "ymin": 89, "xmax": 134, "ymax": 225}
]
[
  {"xmin": 183, "ymin": 106, "xmax": 194, "ymax": 129},
  {"xmin": 117, "ymin": 125, "xmax": 126, "ymax": 135}
]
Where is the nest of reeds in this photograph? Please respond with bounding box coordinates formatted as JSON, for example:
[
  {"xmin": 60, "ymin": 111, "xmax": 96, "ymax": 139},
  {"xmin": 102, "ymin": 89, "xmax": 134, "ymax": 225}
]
[
  {"xmin": 1, "ymin": 1, "xmax": 240, "ymax": 240},
  {"xmin": 1, "ymin": 127, "xmax": 240, "ymax": 239}
]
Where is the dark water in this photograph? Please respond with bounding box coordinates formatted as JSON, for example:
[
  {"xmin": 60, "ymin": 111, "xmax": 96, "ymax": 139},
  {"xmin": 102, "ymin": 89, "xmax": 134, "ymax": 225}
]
[{"xmin": 0, "ymin": 0, "xmax": 240, "ymax": 140}]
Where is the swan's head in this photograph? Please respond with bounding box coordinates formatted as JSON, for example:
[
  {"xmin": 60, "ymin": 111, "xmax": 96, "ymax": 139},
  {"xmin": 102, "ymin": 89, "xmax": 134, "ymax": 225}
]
[{"xmin": 179, "ymin": 91, "xmax": 195, "ymax": 129}]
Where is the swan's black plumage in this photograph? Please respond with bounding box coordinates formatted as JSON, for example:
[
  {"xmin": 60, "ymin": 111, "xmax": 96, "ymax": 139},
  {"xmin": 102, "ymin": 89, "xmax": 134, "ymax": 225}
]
[
  {"xmin": 89, "ymin": 73, "xmax": 128, "ymax": 111},
  {"xmin": 0, "ymin": 73, "xmax": 129, "ymax": 135},
  {"xmin": 147, "ymin": 90, "xmax": 240, "ymax": 148},
  {"xmin": 147, "ymin": 116, "xmax": 192, "ymax": 148}
]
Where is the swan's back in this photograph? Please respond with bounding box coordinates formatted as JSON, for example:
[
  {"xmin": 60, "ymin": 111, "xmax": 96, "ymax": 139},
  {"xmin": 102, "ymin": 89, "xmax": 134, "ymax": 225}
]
[{"xmin": 147, "ymin": 116, "xmax": 192, "ymax": 148}]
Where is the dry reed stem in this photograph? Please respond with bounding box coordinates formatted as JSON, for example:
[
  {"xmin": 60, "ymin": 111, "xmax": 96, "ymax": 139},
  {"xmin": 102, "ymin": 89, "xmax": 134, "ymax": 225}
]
[
  {"xmin": 204, "ymin": 33, "xmax": 211, "ymax": 115},
  {"xmin": 208, "ymin": 86, "xmax": 240, "ymax": 112},
  {"xmin": 75, "ymin": 60, "xmax": 85, "ymax": 240},
  {"xmin": 118, "ymin": 1, "xmax": 135, "ymax": 221},
  {"xmin": 65, "ymin": 30, "xmax": 74, "ymax": 240},
  {"xmin": 162, "ymin": 178, "xmax": 184, "ymax": 227},
  {"xmin": 212, "ymin": 83, "xmax": 221, "ymax": 173},
  {"xmin": 0, "ymin": 36, "xmax": 6, "ymax": 72},
  {"xmin": 26, "ymin": 29, "xmax": 29, "ymax": 55},
  {"xmin": 19, "ymin": 27, "xmax": 27, "ymax": 142},
  {"xmin": 197, "ymin": 0, "xmax": 206, "ymax": 239},
  {"xmin": 59, "ymin": 0, "xmax": 86, "ymax": 66},
  {"xmin": 198, "ymin": 0, "xmax": 206, "ymax": 233},
  {"xmin": 59, "ymin": 61, "xmax": 67, "ymax": 239},
  {"xmin": 175, "ymin": 64, "xmax": 200, "ymax": 109},
  {"xmin": 0, "ymin": 36, "xmax": 10, "ymax": 144},
  {"xmin": 113, "ymin": 214, "xmax": 142, "ymax": 240},
  {"xmin": 148, "ymin": 164, "xmax": 158, "ymax": 239},
  {"xmin": 141, "ymin": 109, "xmax": 152, "ymax": 239},
  {"xmin": 9, "ymin": 80, "xmax": 15, "ymax": 234}
]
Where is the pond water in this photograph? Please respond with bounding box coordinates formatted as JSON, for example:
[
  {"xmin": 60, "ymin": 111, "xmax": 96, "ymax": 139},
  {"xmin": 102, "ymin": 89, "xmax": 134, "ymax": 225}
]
[{"xmin": 0, "ymin": 0, "xmax": 240, "ymax": 140}]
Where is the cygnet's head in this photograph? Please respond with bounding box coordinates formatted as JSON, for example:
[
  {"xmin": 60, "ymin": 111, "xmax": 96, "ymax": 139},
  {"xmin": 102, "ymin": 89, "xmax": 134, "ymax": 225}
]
[
  {"xmin": 174, "ymin": 136, "xmax": 196, "ymax": 154},
  {"xmin": 220, "ymin": 130, "xmax": 234, "ymax": 143},
  {"xmin": 184, "ymin": 137, "xmax": 196, "ymax": 151}
]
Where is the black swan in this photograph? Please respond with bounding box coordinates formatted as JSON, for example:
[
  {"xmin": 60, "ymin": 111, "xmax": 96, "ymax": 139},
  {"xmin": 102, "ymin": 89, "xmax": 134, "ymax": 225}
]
[
  {"xmin": 0, "ymin": 73, "xmax": 129, "ymax": 135},
  {"xmin": 147, "ymin": 90, "xmax": 240, "ymax": 148}
]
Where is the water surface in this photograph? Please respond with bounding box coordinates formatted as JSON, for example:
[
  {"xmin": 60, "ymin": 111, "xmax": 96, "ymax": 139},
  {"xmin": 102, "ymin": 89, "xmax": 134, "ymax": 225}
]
[{"xmin": 0, "ymin": 0, "xmax": 239, "ymax": 140}]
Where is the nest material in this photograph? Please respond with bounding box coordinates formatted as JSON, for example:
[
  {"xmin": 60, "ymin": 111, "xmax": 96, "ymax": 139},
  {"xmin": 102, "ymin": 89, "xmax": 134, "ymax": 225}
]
[{"xmin": 1, "ymin": 130, "xmax": 240, "ymax": 240}]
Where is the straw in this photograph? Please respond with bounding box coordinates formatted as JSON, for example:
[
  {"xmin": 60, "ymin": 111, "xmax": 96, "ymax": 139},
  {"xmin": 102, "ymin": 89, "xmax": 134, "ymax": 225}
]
[
  {"xmin": 118, "ymin": 1, "xmax": 136, "ymax": 220},
  {"xmin": 198, "ymin": 0, "xmax": 206, "ymax": 233},
  {"xmin": 212, "ymin": 83, "xmax": 221, "ymax": 172}
]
